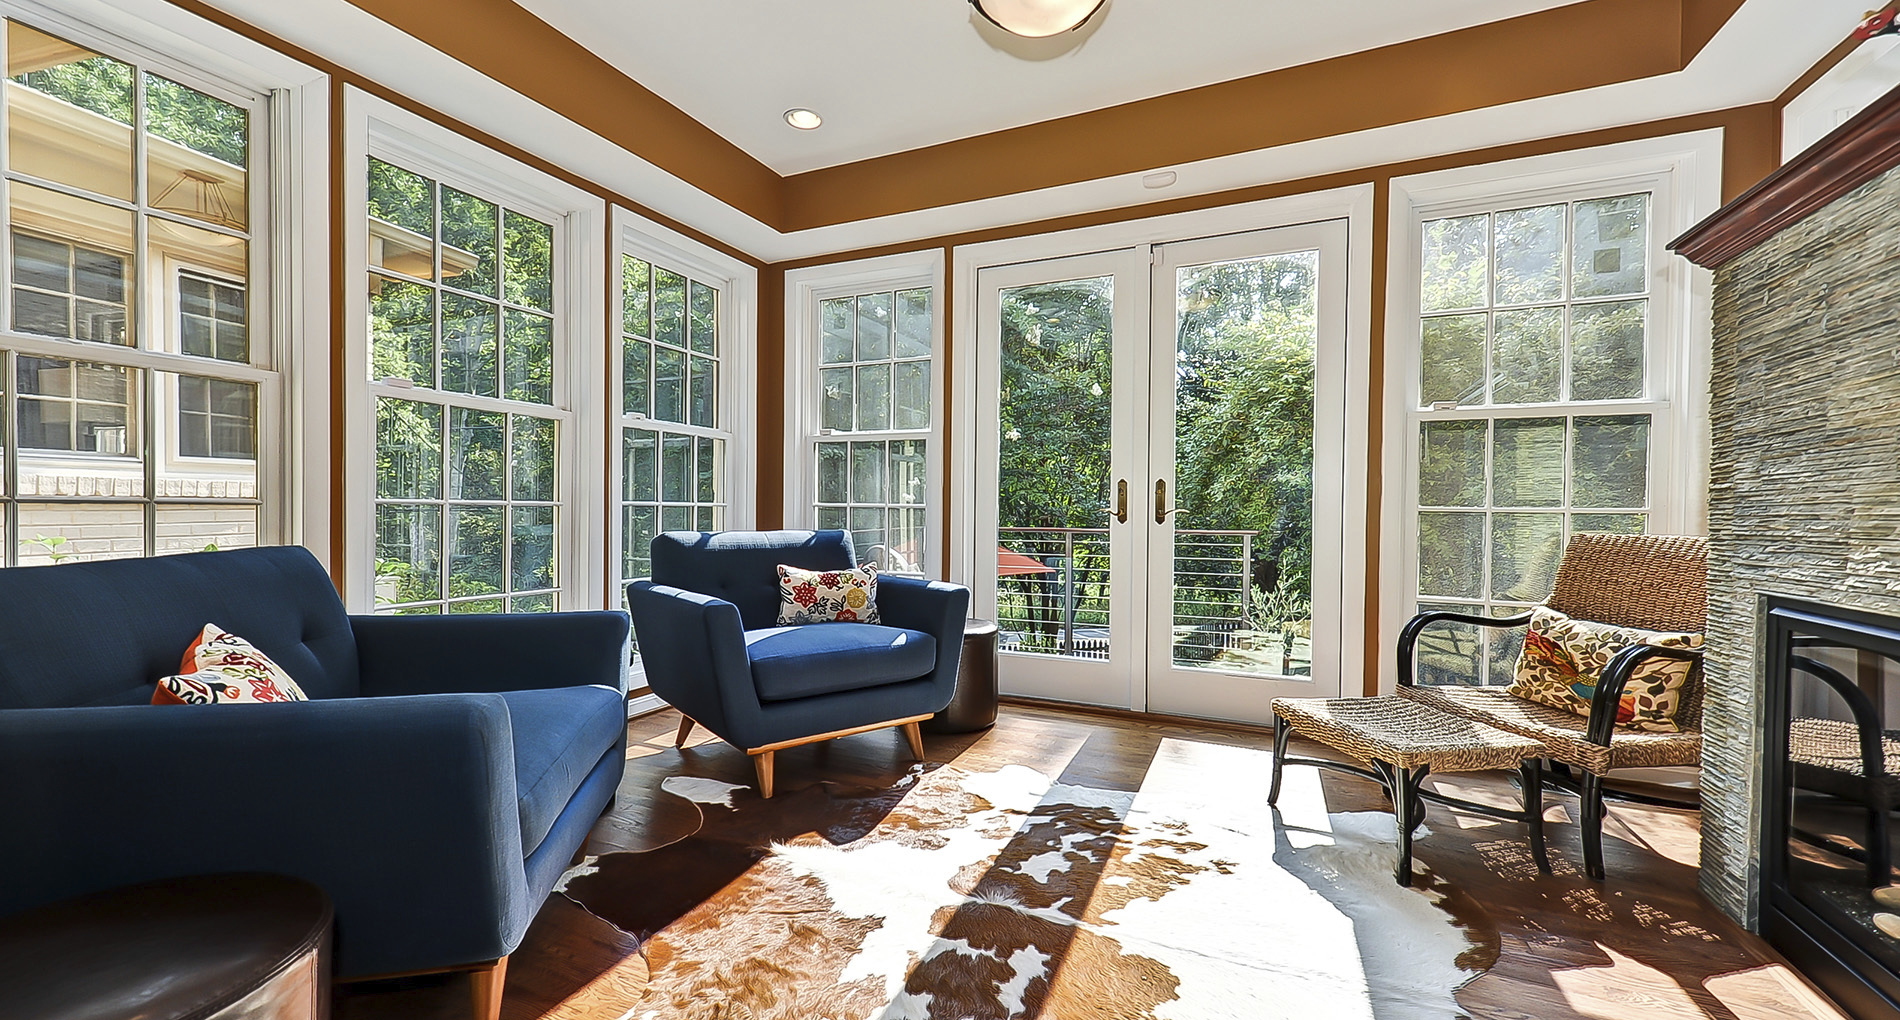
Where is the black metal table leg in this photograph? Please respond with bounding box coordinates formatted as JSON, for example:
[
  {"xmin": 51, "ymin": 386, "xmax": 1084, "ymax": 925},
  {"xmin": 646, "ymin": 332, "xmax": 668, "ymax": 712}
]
[
  {"xmin": 1268, "ymin": 716, "xmax": 1291, "ymax": 806},
  {"xmin": 1580, "ymin": 771, "xmax": 1606, "ymax": 880},
  {"xmin": 1393, "ymin": 764, "xmax": 1421, "ymax": 886},
  {"xmin": 1521, "ymin": 759, "xmax": 1552, "ymax": 874}
]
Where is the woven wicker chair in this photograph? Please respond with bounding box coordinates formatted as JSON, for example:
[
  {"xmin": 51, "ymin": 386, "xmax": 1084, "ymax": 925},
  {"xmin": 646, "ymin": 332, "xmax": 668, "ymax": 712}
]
[{"xmin": 1397, "ymin": 533, "xmax": 1708, "ymax": 879}]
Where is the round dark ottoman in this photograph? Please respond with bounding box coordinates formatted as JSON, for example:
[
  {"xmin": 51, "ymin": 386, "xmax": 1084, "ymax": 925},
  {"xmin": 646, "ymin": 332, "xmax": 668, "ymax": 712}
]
[
  {"xmin": 925, "ymin": 617, "xmax": 1000, "ymax": 734},
  {"xmin": 0, "ymin": 873, "xmax": 333, "ymax": 1020}
]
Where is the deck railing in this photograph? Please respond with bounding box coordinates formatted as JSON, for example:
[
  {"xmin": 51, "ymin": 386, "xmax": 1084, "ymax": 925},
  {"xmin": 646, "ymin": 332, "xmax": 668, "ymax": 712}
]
[{"xmin": 996, "ymin": 526, "xmax": 1258, "ymax": 660}]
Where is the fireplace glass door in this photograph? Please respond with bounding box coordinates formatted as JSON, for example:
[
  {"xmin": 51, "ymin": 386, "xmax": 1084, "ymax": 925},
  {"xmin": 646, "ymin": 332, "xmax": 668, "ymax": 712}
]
[{"xmin": 1766, "ymin": 598, "xmax": 1900, "ymax": 1015}]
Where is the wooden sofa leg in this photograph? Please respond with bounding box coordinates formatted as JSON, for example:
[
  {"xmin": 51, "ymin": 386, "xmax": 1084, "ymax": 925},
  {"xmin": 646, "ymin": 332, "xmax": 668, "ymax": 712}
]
[
  {"xmin": 902, "ymin": 721, "xmax": 925, "ymax": 761},
  {"xmin": 675, "ymin": 715, "xmax": 696, "ymax": 748},
  {"xmin": 469, "ymin": 956, "xmax": 508, "ymax": 1020},
  {"xmin": 754, "ymin": 750, "xmax": 775, "ymax": 799}
]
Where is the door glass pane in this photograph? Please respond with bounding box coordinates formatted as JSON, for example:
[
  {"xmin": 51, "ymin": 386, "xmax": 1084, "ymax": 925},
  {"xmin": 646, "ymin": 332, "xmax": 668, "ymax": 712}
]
[
  {"xmin": 1172, "ymin": 251, "xmax": 1318, "ymax": 676},
  {"xmin": 998, "ymin": 276, "xmax": 1113, "ymax": 661}
]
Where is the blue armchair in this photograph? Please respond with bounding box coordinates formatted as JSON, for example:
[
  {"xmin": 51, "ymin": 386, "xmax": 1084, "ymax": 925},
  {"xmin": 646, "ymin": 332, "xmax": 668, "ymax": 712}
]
[
  {"xmin": 0, "ymin": 546, "xmax": 630, "ymax": 1019},
  {"xmin": 627, "ymin": 530, "xmax": 970, "ymax": 798}
]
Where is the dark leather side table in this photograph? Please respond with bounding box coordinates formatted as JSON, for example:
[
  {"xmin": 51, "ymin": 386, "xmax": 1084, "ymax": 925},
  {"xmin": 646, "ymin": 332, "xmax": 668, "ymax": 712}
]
[
  {"xmin": 925, "ymin": 617, "xmax": 999, "ymax": 734},
  {"xmin": 0, "ymin": 873, "xmax": 333, "ymax": 1020}
]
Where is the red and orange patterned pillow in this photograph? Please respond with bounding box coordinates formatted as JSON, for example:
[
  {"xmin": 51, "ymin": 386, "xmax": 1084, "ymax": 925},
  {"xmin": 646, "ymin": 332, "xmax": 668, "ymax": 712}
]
[
  {"xmin": 152, "ymin": 624, "xmax": 309, "ymax": 706},
  {"xmin": 776, "ymin": 563, "xmax": 881, "ymax": 625},
  {"xmin": 1505, "ymin": 607, "xmax": 1702, "ymax": 733}
]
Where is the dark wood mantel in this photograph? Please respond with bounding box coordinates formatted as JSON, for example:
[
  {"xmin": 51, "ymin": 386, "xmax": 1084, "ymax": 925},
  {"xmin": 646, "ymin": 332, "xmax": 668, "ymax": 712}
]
[{"xmin": 1670, "ymin": 80, "xmax": 1900, "ymax": 268}]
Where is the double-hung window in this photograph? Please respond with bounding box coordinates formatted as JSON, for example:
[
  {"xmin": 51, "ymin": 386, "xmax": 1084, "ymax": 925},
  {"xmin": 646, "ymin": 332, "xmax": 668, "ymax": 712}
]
[
  {"xmin": 614, "ymin": 209, "xmax": 753, "ymax": 595},
  {"xmin": 0, "ymin": 16, "xmax": 276, "ymax": 565},
  {"xmin": 785, "ymin": 253, "xmax": 943, "ymax": 577},
  {"xmin": 1395, "ymin": 139, "xmax": 1714, "ymax": 687},
  {"xmin": 351, "ymin": 91, "xmax": 604, "ymax": 615}
]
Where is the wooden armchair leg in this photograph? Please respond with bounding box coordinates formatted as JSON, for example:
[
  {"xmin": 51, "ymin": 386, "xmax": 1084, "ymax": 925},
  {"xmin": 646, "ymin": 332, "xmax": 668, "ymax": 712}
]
[
  {"xmin": 675, "ymin": 715, "xmax": 696, "ymax": 748},
  {"xmin": 469, "ymin": 956, "xmax": 508, "ymax": 1020},
  {"xmin": 902, "ymin": 721, "xmax": 925, "ymax": 761},
  {"xmin": 753, "ymin": 750, "xmax": 776, "ymax": 799}
]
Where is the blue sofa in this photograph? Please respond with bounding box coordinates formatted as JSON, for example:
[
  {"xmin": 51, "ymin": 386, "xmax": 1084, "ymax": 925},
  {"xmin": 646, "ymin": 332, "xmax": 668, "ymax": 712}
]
[
  {"xmin": 627, "ymin": 530, "xmax": 969, "ymax": 797},
  {"xmin": 0, "ymin": 546, "xmax": 629, "ymax": 1002}
]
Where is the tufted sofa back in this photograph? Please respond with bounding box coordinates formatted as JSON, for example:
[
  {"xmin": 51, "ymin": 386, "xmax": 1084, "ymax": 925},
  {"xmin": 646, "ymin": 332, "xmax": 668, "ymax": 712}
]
[
  {"xmin": 0, "ymin": 546, "xmax": 360, "ymax": 709},
  {"xmin": 649, "ymin": 530, "xmax": 856, "ymax": 631}
]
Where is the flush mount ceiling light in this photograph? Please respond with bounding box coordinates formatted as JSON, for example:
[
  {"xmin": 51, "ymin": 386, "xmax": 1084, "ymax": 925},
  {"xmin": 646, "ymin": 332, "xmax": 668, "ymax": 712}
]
[
  {"xmin": 969, "ymin": 0, "xmax": 1106, "ymax": 38},
  {"xmin": 783, "ymin": 108, "xmax": 823, "ymax": 130}
]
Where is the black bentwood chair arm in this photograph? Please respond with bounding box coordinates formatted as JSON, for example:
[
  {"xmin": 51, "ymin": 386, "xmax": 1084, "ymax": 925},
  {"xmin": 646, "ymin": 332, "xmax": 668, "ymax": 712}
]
[
  {"xmin": 1584, "ymin": 645, "xmax": 1705, "ymax": 746},
  {"xmin": 1397, "ymin": 609, "xmax": 1537, "ymax": 687}
]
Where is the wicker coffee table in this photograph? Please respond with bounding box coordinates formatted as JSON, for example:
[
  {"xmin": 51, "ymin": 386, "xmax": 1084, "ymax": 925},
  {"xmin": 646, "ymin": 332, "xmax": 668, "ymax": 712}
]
[{"xmin": 1269, "ymin": 695, "xmax": 1553, "ymax": 886}]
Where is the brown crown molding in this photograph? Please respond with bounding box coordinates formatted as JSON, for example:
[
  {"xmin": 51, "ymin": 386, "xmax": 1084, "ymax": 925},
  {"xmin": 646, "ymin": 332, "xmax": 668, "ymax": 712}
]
[
  {"xmin": 780, "ymin": 0, "xmax": 1746, "ymax": 231},
  {"xmin": 1670, "ymin": 81, "xmax": 1900, "ymax": 268},
  {"xmin": 333, "ymin": 0, "xmax": 1743, "ymax": 234},
  {"xmin": 341, "ymin": 0, "xmax": 783, "ymax": 226}
]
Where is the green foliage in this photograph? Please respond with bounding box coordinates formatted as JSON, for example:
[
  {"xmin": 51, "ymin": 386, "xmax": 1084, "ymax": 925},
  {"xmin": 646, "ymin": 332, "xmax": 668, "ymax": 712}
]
[
  {"xmin": 1172, "ymin": 255, "xmax": 1318, "ymax": 602},
  {"xmin": 997, "ymin": 278, "xmax": 1114, "ymax": 530},
  {"xmin": 15, "ymin": 56, "xmax": 131, "ymax": 125},
  {"xmin": 14, "ymin": 59, "xmax": 245, "ymax": 167},
  {"xmin": 143, "ymin": 74, "xmax": 246, "ymax": 167},
  {"xmin": 367, "ymin": 157, "xmax": 432, "ymax": 235},
  {"xmin": 24, "ymin": 534, "xmax": 73, "ymax": 563}
]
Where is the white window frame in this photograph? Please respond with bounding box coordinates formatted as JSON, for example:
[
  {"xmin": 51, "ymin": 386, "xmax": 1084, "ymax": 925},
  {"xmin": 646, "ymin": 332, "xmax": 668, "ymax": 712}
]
[
  {"xmin": 783, "ymin": 249, "xmax": 944, "ymax": 576},
  {"xmin": 341, "ymin": 87, "xmax": 606, "ymax": 613},
  {"xmin": 609, "ymin": 204, "xmax": 756, "ymax": 606},
  {"xmin": 1378, "ymin": 130, "xmax": 1723, "ymax": 694},
  {"xmin": 0, "ymin": 0, "xmax": 327, "ymax": 563}
]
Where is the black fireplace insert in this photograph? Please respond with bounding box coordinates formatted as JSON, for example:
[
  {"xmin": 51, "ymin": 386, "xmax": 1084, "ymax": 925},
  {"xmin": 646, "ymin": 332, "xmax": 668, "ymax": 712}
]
[{"xmin": 1764, "ymin": 595, "xmax": 1900, "ymax": 1018}]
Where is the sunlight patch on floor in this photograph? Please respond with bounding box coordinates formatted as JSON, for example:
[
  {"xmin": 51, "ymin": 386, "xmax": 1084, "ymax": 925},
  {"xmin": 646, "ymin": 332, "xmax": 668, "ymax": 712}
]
[
  {"xmin": 1551, "ymin": 946, "xmax": 1704, "ymax": 1018},
  {"xmin": 1706, "ymin": 963, "xmax": 1844, "ymax": 1020}
]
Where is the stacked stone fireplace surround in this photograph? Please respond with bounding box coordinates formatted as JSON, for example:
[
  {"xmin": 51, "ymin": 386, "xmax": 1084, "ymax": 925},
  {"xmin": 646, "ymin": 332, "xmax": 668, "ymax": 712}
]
[{"xmin": 1694, "ymin": 114, "xmax": 1900, "ymax": 927}]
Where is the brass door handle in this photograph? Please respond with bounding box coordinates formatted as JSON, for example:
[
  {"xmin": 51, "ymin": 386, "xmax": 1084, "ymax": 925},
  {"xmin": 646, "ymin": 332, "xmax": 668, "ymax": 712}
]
[
  {"xmin": 1104, "ymin": 479, "xmax": 1129, "ymax": 524},
  {"xmin": 1156, "ymin": 479, "xmax": 1189, "ymax": 522}
]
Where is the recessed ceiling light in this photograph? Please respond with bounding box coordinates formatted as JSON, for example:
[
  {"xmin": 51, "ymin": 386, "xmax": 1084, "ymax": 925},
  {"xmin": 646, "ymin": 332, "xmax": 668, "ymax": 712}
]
[{"xmin": 783, "ymin": 109, "xmax": 823, "ymax": 130}]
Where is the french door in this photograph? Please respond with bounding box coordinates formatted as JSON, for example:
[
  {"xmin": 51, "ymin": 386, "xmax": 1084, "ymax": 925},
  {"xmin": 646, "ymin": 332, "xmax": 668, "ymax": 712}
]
[{"xmin": 972, "ymin": 221, "xmax": 1349, "ymax": 724}]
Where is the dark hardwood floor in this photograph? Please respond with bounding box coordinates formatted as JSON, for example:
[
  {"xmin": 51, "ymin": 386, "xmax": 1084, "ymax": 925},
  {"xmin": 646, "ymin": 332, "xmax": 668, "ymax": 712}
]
[{"xmin": 336, "ymin": 701, "xmax": 1848, "ymax": 1020}]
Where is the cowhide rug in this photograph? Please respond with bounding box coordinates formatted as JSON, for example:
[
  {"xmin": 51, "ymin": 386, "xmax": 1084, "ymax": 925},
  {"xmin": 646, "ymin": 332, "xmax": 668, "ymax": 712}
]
[{"xmin": 557, "ymin": 738, "xmax": 1496, "ymax": 1020}]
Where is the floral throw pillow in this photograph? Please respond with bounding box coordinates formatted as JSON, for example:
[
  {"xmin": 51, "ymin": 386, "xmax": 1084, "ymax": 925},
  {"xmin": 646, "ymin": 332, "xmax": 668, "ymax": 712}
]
[
  {"xmin": 152, "ymin": 624, "xmax": 310, "ymax": 706},
  {"xmin": 777, "ymin": 563, "xmax": 881, "ymax": 626},
  {"xmin": 1505, "ymin": 607, "xmax": 1703, "ymax": 733}
]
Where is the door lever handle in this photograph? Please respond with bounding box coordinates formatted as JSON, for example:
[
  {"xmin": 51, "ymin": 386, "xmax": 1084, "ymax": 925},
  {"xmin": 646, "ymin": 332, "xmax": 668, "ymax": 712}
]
[
  {"xmin": 1155, "ymin": 479, "xmax": 1173, "ymax": 524},
  {"xmin": 1104, "ymin": 479, "xmax": 1128, "ymax": 523}
]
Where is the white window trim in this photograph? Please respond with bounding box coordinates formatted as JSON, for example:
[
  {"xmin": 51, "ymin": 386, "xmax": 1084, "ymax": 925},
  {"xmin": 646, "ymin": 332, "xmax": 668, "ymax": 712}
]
[
  {"xmin": 608, "ymin": 204, "xmax": 758, "ymax": 606},
  {"xmin": 783, "ymin": 249, "xmax": 944, "ymax": 576},
  {"xmin": 1377, "ymin": 129, "xmax": 1723, "ymax": 695},
  {"xmin": 341, "ymin": 86, "xmax": 606, "ymax": 613},
  {"xmin": 0, "ymin": 0, "xmax": 328, "ymax": 563}
]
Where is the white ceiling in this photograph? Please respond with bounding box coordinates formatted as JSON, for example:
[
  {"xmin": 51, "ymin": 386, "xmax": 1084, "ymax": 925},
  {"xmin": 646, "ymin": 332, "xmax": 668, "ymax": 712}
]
[{"xmin": 508, "ymin": 0, "xmax": 1591, "ymax": 174}]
